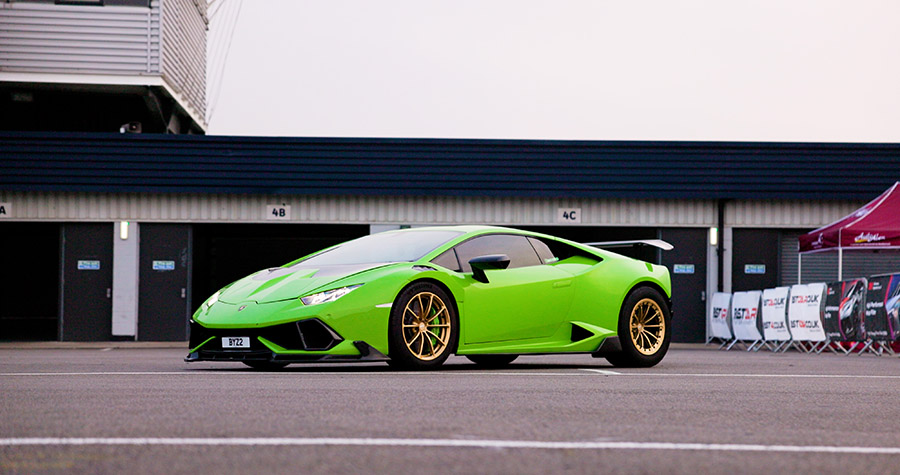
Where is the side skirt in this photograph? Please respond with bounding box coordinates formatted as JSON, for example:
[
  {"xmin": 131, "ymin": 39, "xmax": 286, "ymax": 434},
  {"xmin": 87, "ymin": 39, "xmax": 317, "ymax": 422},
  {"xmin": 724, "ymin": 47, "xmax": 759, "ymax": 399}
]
[{"xmin": 590, "ymin": 336, "xmax": 622, "ymax": 358}]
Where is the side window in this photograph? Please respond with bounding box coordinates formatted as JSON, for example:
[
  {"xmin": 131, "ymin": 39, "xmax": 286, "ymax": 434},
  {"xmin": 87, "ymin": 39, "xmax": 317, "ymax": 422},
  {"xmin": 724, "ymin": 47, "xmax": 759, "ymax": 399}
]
[
  {"xmin": 528, "ymin": 237, "xmax": 557, "ymax": 264},
  {"xmin": 430, "ymin": 248, "xmax": 461, "ymax": 271},
  {"xmin": 529, "ymin": 236, "xmax": 603, "ymax": 264},
  {"xmin": 453, "ymin": 234, "xmax": 542, "ymax": 273}
]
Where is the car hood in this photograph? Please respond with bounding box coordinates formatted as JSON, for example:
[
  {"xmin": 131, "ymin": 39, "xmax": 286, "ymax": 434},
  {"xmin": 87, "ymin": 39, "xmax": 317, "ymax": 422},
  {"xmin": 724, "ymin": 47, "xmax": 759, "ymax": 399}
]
[{"xmin": 218, "ymin": 262, "xmax": 392, "ymax": 304}]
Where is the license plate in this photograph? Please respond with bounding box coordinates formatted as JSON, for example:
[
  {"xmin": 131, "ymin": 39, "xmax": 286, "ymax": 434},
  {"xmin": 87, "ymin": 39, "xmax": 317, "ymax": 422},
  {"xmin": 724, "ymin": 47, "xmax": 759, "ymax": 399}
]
[{"xmin": 222, "ymin": 337, "xmax": 250, "ymax": 349}]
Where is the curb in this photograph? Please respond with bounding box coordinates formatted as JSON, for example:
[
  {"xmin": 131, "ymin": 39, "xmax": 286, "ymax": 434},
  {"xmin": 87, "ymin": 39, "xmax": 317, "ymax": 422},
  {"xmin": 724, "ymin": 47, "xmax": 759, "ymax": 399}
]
[{"xmin": 0, "ymin": 341, "xmax": 187, "ymax": 350}]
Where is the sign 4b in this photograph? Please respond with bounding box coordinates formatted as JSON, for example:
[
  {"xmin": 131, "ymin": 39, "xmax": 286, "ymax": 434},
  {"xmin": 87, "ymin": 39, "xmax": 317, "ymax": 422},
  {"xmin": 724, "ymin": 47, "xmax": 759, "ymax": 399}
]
[{"xmin": 266, "ymin": 204, "xmax": 291, "ymax": 221}]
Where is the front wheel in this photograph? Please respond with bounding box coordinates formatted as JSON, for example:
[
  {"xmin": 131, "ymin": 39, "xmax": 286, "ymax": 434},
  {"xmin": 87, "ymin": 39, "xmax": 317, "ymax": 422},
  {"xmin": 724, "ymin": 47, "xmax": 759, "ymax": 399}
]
[
  {"xmin": 387, "ymin": 282, "xmax": 458, "ymax": 370},
  {"xmin": 605, "ymin": 287, "xmax": 671, "ymax": 368}
]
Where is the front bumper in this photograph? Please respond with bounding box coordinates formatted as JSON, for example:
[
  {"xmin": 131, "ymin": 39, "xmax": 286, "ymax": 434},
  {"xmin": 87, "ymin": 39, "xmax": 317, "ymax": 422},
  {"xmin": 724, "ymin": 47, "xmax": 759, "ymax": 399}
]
[{"xmin": 185, "ymin": 318, "xmax": 388, "ymax": 364}]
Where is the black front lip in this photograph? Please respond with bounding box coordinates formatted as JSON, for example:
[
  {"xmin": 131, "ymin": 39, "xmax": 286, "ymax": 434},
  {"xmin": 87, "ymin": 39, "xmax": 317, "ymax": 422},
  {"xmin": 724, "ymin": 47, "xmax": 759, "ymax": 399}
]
[
  {"xmin": 184, "ymin": 340, "xmax": 388, "ymax": 364},
  {"xmin": 188, "ymin": 318, "xmax": 345, "ymax": 352}
]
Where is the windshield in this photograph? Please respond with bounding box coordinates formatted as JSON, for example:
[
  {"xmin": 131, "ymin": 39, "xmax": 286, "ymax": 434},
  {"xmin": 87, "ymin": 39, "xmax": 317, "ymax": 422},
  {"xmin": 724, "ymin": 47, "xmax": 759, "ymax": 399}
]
[{"xmin": 293, "ymin": 230, "xmax": 463, "ymax": 267}]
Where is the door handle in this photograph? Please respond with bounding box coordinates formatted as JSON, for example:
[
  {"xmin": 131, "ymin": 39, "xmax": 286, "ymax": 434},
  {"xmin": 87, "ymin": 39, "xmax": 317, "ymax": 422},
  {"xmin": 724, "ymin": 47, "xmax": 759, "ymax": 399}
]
[
  {"xmin": 106, "ymin": 288, "xmax": 112, "ymax": 299},
  {"xmin": 181, "ymin": 288, "xmax": 186, "ymax": 299},
  {"xmin": 701, "ymin": 291, "xmax": 707, "ymax": 302}
]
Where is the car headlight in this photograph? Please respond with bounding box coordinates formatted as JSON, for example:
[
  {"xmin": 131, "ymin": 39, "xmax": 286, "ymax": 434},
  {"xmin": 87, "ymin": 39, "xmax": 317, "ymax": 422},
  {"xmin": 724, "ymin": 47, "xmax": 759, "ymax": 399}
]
[
  {"xmin": 204, "ymin": 291, "xmax": 220, "ymax": 310},
  {"xmin": 300, "ymin": 285, "xmax": 362, "ymax": 306}
]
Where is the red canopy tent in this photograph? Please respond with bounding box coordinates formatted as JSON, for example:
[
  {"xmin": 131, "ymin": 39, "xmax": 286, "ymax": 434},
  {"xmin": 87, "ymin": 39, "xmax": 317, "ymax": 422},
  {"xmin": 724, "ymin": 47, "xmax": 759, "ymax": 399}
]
[{"xmin": 799, "ymin": 182, "xmax": 900, "ymax": 280}]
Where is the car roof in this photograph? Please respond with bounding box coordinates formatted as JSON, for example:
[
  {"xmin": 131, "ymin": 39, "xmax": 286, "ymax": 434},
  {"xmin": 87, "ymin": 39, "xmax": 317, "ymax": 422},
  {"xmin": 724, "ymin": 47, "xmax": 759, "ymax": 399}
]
[
  {"xmin": 386, "ymin": 225, "xmax": 612, "ymax": 262},
  {"xmin": 385, "ymin": 225, "xmax": 530, "ymax": 235}
]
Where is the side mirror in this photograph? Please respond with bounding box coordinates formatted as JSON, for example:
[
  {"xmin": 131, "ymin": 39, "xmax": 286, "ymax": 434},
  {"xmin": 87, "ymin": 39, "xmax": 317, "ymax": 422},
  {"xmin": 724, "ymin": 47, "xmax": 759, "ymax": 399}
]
[{"xmin": 469, "ymin": 254, "xmax": 510, "ymax": 283}]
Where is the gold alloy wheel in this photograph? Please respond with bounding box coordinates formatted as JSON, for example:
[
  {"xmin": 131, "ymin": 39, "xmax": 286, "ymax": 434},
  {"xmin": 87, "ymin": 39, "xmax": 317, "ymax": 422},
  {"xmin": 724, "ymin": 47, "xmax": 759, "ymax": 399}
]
[
  {"xmin": 401, "ymin": 291, "xmax": 451, "ymax": 361},
  {"xmin": 629, "ymin": 298, "xmax": 665, "ymax": 356}
]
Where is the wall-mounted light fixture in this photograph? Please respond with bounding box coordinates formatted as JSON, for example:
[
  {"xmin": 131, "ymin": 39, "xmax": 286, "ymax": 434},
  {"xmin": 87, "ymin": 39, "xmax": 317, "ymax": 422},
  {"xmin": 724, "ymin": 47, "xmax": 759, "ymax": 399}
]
[
  {"xmin": 120, "ymin": 221, "xmax": 129, "ymax": 240},
  {"xmin": 709, "ymin": 227, "xmax": 718, "ymax": 246}
]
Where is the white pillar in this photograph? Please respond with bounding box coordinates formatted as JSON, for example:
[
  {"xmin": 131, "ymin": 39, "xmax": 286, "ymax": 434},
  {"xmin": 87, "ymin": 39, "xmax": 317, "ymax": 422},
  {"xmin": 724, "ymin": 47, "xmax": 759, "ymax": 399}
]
[
  {"xmin": 112, "ymin": 221, "xmax": 139, "ymax": 337},
  {"xmin": 706, "ymin": 227, "xmax": 719, "ymax": 343}
]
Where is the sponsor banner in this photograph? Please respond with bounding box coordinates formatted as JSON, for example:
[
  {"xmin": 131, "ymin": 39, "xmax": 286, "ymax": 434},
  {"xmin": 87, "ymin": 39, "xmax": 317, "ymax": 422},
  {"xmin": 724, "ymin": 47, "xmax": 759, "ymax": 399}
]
[
  {"xmin": 822, "ymin": 282, "xmax": 842, "ymax": 340},
  {"xmin": 886, "ymin": 276, "xmax": 900, "ymax": 342},
  {"xmin": 761, "ymin": 287, "xmax": 791, "ymax": 342},
  {"xmin": 823, "ymin": 279, "xmax": 867, "ymax": 342},
  {"xmin": 709, "ymin": 292, "xmax": 732, "ymax": 340},
  {"xmin": 731, "ymin": 291, "xmax": 762, "ymax": 341},
  {"xmin": 842, "ymin": 231, "xmax": 900, "ymax": 249},
  {"xmin": 788, "ymin": 283, "xmax": 827, "ymax": 342},
  {"xmin": 863, "ymin": 274, "xmax": 900, "ymax": 342}
]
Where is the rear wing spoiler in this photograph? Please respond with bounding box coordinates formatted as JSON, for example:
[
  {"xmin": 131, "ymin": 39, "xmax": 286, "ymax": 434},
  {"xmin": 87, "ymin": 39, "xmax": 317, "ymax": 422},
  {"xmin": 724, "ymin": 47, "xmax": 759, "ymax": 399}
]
[{"xmin": 582, "ymin": 239, "xmax": 674, "ymax": 251}]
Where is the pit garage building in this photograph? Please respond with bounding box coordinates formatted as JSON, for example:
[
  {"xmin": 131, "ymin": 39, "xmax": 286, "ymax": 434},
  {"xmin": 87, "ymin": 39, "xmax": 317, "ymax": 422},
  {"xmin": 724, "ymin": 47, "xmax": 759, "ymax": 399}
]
[{"xmin": 2, "ymin": 131, "xmax": 899, "ymax": 343}]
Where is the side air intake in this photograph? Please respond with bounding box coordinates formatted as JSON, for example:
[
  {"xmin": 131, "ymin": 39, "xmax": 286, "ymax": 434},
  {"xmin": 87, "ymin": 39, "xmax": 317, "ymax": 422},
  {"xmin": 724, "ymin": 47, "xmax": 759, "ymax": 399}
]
[{"xmin": 571, "ymin": 323, "xmax": 595, "ymax": 342}]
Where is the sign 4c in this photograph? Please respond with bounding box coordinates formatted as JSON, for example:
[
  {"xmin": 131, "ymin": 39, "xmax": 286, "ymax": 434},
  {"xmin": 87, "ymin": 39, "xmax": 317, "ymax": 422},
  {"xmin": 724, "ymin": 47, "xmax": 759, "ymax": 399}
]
[{"xmin": 557, "ymin": 208, "xmax": 582, "ymax": 224}]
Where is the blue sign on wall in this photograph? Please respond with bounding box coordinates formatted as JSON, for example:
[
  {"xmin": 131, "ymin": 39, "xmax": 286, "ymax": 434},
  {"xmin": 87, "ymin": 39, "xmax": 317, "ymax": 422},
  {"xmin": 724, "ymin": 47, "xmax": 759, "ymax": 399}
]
[
  {"xmin": 152, "ymin": 260, "xmax": 176, "ymax": 271},
  {"xmin": 77, "ymin": 260, "xmax": 100, "ymax": 270},
  {"xmin": 744, "ymin": 264, "xmax": 766, "ymax": 275},
  {"xmin": 673, "ymin": 264, "xmax": 695, "ymax": 274}
]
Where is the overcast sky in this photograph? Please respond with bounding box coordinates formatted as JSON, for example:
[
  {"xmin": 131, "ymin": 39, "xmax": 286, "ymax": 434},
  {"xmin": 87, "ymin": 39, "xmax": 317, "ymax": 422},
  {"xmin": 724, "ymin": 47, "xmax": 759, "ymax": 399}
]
[{"xmin": 207, "ymin": 0, "xmax": 900, "ymax": 142}]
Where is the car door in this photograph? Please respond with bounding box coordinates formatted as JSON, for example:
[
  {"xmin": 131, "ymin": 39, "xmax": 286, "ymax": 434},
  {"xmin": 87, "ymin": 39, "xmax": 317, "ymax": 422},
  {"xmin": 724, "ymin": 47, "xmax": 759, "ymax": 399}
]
[{"xmin": 447, "ymin": 234, "xmax": 575, "ymax": 344}]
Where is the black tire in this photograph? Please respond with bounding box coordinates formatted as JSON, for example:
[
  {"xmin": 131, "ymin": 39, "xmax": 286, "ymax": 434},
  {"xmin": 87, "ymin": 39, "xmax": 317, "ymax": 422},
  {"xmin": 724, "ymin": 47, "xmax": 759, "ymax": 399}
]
[
  {"xmin": 242, "ymin": 360, "xmax": 289, "ymax": 371},
  {"xmin": 605, "ymin": 287, "xmax": 671, "ymax": 368},
  {"xmin": 387, "ymin": 282, "xmax": 458, "ymax": 370},
  {"xmin": 465, "ymin": 354, "xmax": 518, "ymax": 368}
]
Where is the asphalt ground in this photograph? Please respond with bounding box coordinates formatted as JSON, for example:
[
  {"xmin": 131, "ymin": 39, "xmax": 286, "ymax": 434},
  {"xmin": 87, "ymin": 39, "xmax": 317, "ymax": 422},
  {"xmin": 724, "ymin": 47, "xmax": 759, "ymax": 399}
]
[{"xmin": 2, "ymin": 344, "xmax": 900, "ymax": 474}]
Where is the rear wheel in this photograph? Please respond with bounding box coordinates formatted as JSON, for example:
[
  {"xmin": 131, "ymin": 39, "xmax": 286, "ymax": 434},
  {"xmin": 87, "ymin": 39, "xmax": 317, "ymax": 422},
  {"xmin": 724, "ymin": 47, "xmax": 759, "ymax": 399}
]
[
  {"xmin": 388, "ymin": 282, "xmax": 458, "ymax": 370},
  {"xmin": 242, "ymin": 360, "xmax": 289, "ymax": 371},
  {"xmin": 605, "ymin": 287, "xmax": 671, "ymax": 368},
  {"xmin": 466, "ymin": 354, "xmax": 518, "ymax": 368}
]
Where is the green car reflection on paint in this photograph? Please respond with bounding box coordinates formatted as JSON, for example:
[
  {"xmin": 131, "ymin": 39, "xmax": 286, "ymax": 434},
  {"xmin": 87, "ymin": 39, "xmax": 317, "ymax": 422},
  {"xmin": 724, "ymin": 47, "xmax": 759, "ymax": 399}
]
[{"xmin": 185, "ymin": 225, "xmax": 673, "ymax": 370}]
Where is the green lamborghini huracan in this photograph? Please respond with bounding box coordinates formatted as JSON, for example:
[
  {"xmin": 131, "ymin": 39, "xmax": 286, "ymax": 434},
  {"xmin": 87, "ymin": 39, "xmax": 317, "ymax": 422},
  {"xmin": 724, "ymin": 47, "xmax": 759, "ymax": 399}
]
[{"xmin": 186, "ymin": 225, "xmax": 672, "ymax": 370}]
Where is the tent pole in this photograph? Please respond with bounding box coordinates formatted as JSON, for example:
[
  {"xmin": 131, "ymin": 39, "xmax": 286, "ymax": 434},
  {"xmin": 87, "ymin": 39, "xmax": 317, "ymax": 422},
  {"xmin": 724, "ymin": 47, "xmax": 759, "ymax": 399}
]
[
  {"xmin": 838, "ymin": 247, "xmax": 843, "ymax": 281},
  {"xmin": 837, "ymin": 228, "xmax": 843, "ymax": 281},
  {"xmin": 798, "ymin": 252, "xmax": 802, "ymax": 284}
]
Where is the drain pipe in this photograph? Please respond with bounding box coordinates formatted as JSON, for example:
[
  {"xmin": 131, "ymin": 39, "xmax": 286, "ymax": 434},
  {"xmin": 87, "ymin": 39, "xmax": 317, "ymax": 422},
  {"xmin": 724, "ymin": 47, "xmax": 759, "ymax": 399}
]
[{"xmin": 717, "ymin": 199, "xmax": 726, "ymax": 292}]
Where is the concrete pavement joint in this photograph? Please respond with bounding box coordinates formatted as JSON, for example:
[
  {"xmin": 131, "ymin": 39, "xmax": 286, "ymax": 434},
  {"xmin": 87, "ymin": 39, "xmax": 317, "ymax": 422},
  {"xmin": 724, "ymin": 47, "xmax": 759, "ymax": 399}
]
[{"xmin": 3, "ymin": 370, "xmax": 900, "ymax": 379}]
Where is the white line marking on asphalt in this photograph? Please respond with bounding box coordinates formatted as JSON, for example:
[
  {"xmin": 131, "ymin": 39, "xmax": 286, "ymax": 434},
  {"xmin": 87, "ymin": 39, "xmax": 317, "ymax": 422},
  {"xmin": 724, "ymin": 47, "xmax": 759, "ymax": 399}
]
[
  {"xmin": 2, "ymin": 437, "xmax": 900, "ymax": 455},
  {"xmin": 0, "ymin": 372, "xmax": 195, "ymax": 376},
  {"xmin": 580, "ymin": 369, "xmax": 621, "ymax": 375},
  {"xmin": 0, "ymin": 371, "xmax": 614, "ymax": 378},
  {"xmin": 624, "ymin": 373, "xmax": 900, "ymax": 380}
]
